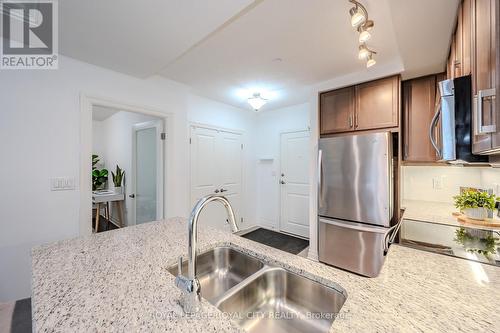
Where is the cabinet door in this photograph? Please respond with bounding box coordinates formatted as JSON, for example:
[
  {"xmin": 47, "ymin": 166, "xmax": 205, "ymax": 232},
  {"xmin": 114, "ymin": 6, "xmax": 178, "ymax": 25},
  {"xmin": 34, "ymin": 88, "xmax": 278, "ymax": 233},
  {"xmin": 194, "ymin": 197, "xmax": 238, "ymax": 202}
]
[
  {"xmin": 320, "ymin": 87, "xmax": 355, "ymax": 135},
  {"xmin": 491, "ymin": 0, "xmax": 500, "ymax": 149},
  {"xmin": 449, "ymin": 39, "xmax": 456, "ymax": 80},
  {"xmin": 472, "ymin": 0, "xmax": 496, "ymax": 152},
  {"xmin": 403, "ymin": 76, "xmax": 438, "ymax": 162},
  {"xmin": 355, "ymin": 76, "xmax": 399, "ymax": 131},
  {"xmin": 455, "ymin": 3, "xmax": 463, "ymax": 78},
  {"xmin": 446, "ymin": 48, "xmax": 455, "ymax": 79},
  {"xmin": 462, "ymin": 0, "xmax": 473, "ymax": 76}
]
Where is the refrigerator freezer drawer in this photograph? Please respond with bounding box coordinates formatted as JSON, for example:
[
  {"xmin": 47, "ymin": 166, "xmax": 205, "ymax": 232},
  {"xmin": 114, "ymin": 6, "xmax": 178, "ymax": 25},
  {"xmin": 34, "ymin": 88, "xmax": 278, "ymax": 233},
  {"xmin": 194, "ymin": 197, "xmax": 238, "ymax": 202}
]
[{"xmin": 319, "ymin": 218, "xmax": 389, "ymax": 277}]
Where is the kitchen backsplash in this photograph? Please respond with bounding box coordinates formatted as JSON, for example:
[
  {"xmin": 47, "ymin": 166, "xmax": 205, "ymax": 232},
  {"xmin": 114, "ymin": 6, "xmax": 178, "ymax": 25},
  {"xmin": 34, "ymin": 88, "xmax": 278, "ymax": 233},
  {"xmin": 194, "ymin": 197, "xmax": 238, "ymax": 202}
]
[{"xmin": 402, "ymin": 166, "xmax": 500, "ymax": 203}]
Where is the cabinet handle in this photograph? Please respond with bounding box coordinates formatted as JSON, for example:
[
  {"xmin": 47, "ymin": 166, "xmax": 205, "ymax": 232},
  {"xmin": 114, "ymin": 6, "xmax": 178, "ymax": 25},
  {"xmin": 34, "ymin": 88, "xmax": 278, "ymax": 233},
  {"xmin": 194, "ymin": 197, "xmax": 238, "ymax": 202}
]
[
  {"xmin": 354, "ymin": 114, "xmax": 358, "ymax": 128},
  {"xmin": 474, "ymin": 89, "xmax": 497, "ymax": 135},
  {"xmin": 348, "ymin": 115, "xmax": 353, "ymax": 128}
]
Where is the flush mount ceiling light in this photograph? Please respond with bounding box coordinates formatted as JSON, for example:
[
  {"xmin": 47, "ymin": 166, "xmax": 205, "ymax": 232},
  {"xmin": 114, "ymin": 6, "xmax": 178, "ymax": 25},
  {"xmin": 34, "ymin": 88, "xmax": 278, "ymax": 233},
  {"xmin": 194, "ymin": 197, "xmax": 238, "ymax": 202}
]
[
  {"xmin": 247, "ymin": 93, "xmax": 268, "ymax": 111},
  {"xmin": 348, "ymin": 0, "xmax": 377, "ymax": 68}
]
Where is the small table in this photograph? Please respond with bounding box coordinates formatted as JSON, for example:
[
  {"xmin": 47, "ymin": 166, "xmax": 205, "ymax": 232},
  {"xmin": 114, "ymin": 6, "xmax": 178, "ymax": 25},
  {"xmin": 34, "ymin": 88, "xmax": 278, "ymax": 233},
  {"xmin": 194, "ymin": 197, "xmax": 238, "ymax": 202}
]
[{"xmin": 92, "ymin": 191, "xmax": 125, "ymax": 232}]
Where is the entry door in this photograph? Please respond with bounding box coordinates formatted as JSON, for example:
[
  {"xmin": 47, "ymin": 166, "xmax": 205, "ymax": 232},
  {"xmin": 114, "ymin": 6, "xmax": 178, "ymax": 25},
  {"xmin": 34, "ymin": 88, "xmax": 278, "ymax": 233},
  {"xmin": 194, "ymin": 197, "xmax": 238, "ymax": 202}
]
[
  {"xmin": 132, "ymin": 121, "xmax": 163, "ymax": 225},
  {"xmin": 280, "ymin": 130, "xmax": 310, "ymax": 238},
  {"xmin": 190, "ymin": 126, "xmax": 243, "ymax": 231}
]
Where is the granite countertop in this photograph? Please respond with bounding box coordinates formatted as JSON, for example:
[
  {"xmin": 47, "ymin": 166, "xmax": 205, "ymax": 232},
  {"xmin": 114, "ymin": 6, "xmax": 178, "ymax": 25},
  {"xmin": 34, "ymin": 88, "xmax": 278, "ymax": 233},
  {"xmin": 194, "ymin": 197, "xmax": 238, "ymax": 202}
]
[
  {"xmin": 32, "ymin": 218, "xmax": 500, "ymax": 332},
  {"xmin": 403, "ymin": 199, "xmax": 500, "ymax": 231}
]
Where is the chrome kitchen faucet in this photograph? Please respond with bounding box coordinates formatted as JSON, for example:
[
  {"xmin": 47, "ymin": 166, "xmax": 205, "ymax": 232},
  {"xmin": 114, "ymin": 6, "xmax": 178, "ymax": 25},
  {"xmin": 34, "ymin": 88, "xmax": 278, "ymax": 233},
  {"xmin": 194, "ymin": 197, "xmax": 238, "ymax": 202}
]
[{"xmin": 175, "ymin": 195, "xmax": 239, "ymax": 314}]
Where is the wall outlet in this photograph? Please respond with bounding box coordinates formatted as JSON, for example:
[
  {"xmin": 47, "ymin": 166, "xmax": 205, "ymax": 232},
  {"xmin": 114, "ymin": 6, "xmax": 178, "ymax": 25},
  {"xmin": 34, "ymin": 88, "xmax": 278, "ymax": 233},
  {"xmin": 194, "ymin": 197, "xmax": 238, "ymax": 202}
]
[
  {"xmin": 432, "ymin": 176, "xmax": 443, "ymax": 190},
  {"xmin": 51, "ymin": 177, "xmax": 76, "ymax": 191}
]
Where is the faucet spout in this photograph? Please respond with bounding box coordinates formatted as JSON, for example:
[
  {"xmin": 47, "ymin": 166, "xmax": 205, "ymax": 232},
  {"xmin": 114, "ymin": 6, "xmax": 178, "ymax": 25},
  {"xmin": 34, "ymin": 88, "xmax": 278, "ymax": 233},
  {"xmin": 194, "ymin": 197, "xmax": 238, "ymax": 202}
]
[{"xmin": 175, "ymin": 195, "xmax": 239, "ymax": 314}]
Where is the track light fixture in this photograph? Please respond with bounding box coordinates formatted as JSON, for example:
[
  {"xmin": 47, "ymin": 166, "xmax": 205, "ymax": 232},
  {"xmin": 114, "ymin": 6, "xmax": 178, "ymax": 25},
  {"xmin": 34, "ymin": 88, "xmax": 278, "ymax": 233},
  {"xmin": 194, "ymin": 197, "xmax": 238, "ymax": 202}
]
[
  {"xmin": 358, "ymin": 20, "xmax": 374, "ymax": 43},
  {"xmin": 348, "ymin": 0, "xmax": 376, "ymax": 68},
  {"xmin": 358, "ymin": 44, "xmax": 376, "ymax": 60},
  {"xmin": 366, "ymin": 53, "xmax": 376, "ymax": 68}
]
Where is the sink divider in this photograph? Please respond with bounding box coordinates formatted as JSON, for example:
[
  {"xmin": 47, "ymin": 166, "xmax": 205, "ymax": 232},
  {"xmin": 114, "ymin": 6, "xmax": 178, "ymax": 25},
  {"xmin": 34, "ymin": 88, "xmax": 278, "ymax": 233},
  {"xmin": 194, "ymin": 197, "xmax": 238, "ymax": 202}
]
[{"xmin": 212, "ymin": 265, "xmax": 279, "ymax": 308}]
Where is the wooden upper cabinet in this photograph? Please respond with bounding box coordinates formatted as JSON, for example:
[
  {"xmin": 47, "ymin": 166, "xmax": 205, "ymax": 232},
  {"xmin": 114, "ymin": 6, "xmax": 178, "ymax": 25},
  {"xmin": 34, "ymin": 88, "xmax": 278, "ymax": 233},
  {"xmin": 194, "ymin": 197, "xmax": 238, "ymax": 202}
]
[
  {"xmin": 449, "ymin": 39, "xmax": 456, "ymax": 80},
  {"xmin": 355, "ymin": 76, "xmax": 399, "ymax": 131},
  {"xmin": 319, "ymin": 75, "xmax": 400, "ymax": 136},
  {"xmin": 455, "ymin": 2, "xmax": 464, "ymax": 78},
  {"xmin": 493, "ymin": 0, "xmax": 500, "ymax": 149},
  {"xmin": 447, "ymin": 0, "xmax": 472, "ymax": 79},
  {"xmin": 462, "ymin": 0, "xmax": 472, "ymax": 76},
  {"xmin": 471, "ymin": 0, "xmax": 497, "ymax": 153},
  {"xmin": 320, "ymin": 87, "xmax": 355, "ymax": 135},
  {"xmin": 402, "ymin": 75, "xmax": 439, "ymax": 162}
]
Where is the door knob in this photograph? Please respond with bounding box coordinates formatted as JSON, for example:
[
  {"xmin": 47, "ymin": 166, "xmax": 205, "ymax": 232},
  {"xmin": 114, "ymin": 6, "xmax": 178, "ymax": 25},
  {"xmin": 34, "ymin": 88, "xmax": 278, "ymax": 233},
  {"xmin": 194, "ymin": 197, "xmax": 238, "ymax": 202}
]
[
  {"xmin": 214, "ymin": 189, "xmax": 220, "ymax": 193},
  {"xmin": 220, "ymin": 188, "xmax": 228, "ymax": 193},
  {"xmin": 129, "ymin": 194, "xmax": 135, "ymax": 198}
]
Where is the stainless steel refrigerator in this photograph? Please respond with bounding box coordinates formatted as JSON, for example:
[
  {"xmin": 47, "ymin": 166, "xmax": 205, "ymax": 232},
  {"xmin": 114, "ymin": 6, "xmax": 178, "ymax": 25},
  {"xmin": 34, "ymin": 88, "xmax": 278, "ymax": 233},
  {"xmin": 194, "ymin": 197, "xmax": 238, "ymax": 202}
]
[{"xmin": 318, "ymin": 131, "xmax": 399, "ymax": 277}]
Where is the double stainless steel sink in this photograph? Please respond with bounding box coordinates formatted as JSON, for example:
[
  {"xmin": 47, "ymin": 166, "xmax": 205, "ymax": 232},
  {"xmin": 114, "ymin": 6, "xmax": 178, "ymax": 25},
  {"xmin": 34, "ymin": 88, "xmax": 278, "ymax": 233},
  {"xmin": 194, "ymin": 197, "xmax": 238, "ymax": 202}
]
[{"xmin": 168, "ymin": 247, "xmax": 346, "ymax": 333}]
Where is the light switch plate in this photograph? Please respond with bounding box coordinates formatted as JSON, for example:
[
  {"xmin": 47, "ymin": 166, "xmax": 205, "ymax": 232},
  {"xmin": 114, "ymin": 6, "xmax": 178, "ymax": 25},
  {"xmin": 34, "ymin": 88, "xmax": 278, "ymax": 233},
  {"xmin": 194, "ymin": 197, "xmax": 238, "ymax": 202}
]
[
  {"xmin": 51, "ymin": 177, "xmax": 76, "ymax": 191},
  {"xmin": 432, "ymin": 177, "xmax": 443, "ymax": 190}
]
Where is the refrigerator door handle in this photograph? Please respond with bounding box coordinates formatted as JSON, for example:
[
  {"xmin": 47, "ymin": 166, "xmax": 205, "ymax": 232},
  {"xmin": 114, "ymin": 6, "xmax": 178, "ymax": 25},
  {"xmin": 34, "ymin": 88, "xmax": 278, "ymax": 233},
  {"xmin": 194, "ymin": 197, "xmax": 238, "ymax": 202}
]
[
  {"xmin": 319, "ymin": 218, "xmax": 386, "ymax": 233},
  {"xmin": 318, "ymin": 149, "xmax": 324, "ymax": 206},
  {"xmin": 429, "ymin": 100, "xmax": 442, "ymax": 158}
]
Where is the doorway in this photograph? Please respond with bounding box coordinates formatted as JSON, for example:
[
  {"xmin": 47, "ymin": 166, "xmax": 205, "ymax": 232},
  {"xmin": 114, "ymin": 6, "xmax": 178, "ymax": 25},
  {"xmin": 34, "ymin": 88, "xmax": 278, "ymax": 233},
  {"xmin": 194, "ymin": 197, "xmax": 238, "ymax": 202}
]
[
  {"xmin": 189, "ymin": 124, "xmax": 244, "ymax": 231},
  {"xmin": 279, "ymin": 130, "xmax": 310, "ymax": 238},
  {"xmin": 91, "ymin": 108, "xmax": 165, "ymax": 231},
  {"xmin": 80, "ymin": 95, "xmax": 171, "ymax": 236}
]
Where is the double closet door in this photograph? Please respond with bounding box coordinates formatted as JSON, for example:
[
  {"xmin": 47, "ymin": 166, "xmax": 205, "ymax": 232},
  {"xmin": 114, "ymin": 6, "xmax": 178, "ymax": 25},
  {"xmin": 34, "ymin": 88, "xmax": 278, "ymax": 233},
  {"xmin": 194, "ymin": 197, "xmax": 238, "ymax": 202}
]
[{"xmin": 190, "ymin": 126, "xmax": 243, "ymax": 231}]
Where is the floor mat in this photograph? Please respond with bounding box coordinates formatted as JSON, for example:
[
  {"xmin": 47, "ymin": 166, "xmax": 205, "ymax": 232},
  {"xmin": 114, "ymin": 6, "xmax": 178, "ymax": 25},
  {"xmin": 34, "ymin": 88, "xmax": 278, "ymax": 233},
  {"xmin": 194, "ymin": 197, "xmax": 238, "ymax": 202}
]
[
  {"xmin": 242, "ymin": 228, "xmax": 309, "ymax": 255},
  {"xmin": 0, "ymin": 298, "xmax": 32, "ymax": 333}
]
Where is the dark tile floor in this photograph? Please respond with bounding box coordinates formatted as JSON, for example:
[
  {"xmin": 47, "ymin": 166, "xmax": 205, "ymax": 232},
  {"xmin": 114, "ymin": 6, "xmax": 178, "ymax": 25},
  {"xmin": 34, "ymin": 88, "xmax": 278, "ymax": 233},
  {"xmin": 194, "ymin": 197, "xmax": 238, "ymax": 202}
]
[
  {"xmin": 2, "ymin": 298, "xmax": 32, "ymax": 333},
  {"xmin": 242, "ymin": 228, "xmax": 309, "ymax": 255},
  {"xmin": 92, "ymin": 215, "xmax": 119, "ymax": 233}
]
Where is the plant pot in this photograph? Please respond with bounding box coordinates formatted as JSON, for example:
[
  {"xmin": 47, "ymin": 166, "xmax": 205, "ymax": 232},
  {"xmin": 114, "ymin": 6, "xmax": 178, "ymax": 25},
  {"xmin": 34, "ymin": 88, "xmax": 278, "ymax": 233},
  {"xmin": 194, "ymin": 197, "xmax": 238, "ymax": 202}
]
[
  {"xmin": 114, "ymin": 186, "xmax": 123, "ymax": 194},
  {"xmin": 463, "ymin": 207, "xmax": 489, "ymax": 220}
]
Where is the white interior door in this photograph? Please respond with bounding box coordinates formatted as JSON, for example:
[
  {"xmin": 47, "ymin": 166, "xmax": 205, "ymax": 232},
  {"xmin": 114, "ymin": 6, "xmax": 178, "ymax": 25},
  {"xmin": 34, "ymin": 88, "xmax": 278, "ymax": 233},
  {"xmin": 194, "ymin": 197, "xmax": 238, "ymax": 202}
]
[
  {"xmin": 190, "ymin": 126, "xmax": 243, "ymax": 231},
  {"xmin": 218, "ymin": 130, "xmax": 243, "ymax": 230},
  {"xmin": 132, "ymin": 121, "xmax": 164, "ymax": 225},
  {"xmin": 280, "ymin": 130, "xmax": 310, "ymax": 238}
]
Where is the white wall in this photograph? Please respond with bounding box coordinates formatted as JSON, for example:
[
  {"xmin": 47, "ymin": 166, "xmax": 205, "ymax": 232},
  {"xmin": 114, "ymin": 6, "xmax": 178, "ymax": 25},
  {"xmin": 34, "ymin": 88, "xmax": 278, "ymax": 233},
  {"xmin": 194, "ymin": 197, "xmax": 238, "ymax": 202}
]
[
  {"xmin": 402, "ymin": 166, "xmax": 500, "ymax": 203},
  {"xmin": 92, "ymin": 111, "xmax": 159, "ymax": 226},
  {"xmin": 92, "ymin": 120, "xmax": 106, "ymax": 159},
  {"xmin": 254, "ymin": 103, "xmax": 310, "ymax": 230},
  {"xmin": 0, "ymin": 55, "xmax": 257, "ymax": 301}
]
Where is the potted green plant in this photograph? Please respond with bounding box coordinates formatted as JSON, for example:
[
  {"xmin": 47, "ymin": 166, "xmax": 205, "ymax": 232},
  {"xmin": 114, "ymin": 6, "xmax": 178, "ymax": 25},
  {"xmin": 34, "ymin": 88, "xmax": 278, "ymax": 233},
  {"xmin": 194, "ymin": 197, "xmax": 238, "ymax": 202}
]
[
  {"xmin": 92, "ymin": 155, "xmax": 108, "ymax": 191},
  {"xmin": 111, "ymin": 165, "xmax": 125, "ymax": 194},
  {"xmin": 453, "ymin": 190, "xmax": 497, "ymax": 220}
]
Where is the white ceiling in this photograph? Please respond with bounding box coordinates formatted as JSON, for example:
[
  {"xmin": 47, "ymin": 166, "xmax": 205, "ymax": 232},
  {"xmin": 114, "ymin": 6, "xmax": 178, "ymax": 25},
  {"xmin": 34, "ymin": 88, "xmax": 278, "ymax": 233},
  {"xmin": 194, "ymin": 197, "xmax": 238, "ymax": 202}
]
[
  {"xmin": 59, "ymin": 0, "xmax": 459, "ymax": 111},
  {"xmin": 59, "ymin": 0, "xmax": 255, "ymax": 77},
  {"xmin": 389, "ymin": 0, "xmax": 460, "ymax": 80}
]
